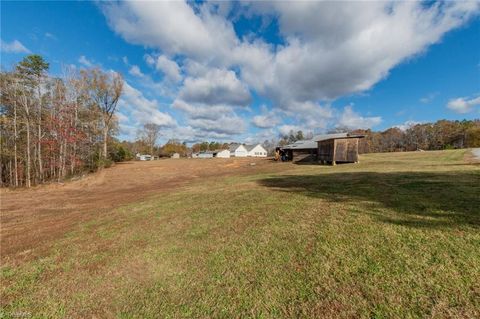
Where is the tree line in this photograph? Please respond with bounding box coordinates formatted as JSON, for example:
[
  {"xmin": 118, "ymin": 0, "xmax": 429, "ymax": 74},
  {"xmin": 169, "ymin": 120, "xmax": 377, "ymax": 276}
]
[
  {"xmin": 1, "ymin": 55, "xmax": 123, "ymax": 187},
  {"xmin": 353, "ymin": 119, "xmax": 480, "ymax": 153},
  {"xmin": 272, "ymin": 120, "xmax": 480, "ymax": 154}
]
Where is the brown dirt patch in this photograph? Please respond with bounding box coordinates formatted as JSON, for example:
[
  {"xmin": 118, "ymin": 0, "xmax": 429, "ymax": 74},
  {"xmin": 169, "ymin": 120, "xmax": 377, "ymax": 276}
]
[{"xmin": 1, "ymin": 158, "xmax": 285, "ymax": 263}]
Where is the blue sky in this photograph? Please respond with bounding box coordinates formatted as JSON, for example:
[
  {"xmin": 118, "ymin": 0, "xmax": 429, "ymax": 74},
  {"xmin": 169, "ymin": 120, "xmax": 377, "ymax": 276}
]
[{"xmin": 1, "ymin": 1, "xmax": 479, "ymax": 143}]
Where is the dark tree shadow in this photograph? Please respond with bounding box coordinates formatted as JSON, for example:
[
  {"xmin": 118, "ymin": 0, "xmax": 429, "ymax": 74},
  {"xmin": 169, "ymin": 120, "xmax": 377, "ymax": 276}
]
[{"xmin": 258, "ymin": 171, "xmax": 480, "ymax": 229}]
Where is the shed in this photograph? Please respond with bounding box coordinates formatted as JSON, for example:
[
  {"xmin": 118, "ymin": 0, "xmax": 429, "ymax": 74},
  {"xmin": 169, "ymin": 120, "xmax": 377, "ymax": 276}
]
[
  {"xmin": 197, "ymin": 151, "xmax": 214, "ymax": 158},
  {"xmin": 317, "ymin": 134, "xmax": 364, "ymax": 165},
  {"xmin": 171, "ymin": 153, "xmax": 180, "ymax": 159},
  {"xmin": 282, "ymin": 133, "xmax": 364, "ymax": 165},
  {"xmin": 136, "ymin": 153, "xmax": 152, "ymax": 161}
]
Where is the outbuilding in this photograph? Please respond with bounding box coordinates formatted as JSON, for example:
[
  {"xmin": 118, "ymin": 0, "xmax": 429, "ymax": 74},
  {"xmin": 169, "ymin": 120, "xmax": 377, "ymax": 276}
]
[
  {"xmin": 136, "ymin": 153, "xmax": 152, "ymax": 161},
  {"xmin": 216, "ymin": 149, "xmax": 231, "ymax": 158},
  {"xmin": 171, "ymin": 153, "xmax": 180, "ymax": 159},
  {"xmin": 197, "ymin": 152, "xmax": 214, "ymax": 158},
  {"xmin": 282, "ymin": 133, "xmax": 365, "ymax": 165}
]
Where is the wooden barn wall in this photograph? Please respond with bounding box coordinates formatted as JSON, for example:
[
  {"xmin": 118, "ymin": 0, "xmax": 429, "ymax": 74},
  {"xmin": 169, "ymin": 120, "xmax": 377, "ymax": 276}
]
[
  {"xmin": 318, "ymin": 140, "xmax": 335, "ymax": 161},
  {"xmin": 334, "ymin": 138, "xmax": 359, "ymax": 162},
  {"xmin": 317, "ymin": 138, "xmax": 359, "ymax": 163}
]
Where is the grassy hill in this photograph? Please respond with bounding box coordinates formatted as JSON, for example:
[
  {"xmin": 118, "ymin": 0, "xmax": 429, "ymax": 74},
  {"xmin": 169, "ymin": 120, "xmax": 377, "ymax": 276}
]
[{"xmin": 2, "ymin": 150, "xmax": 479, "ymax": 318}]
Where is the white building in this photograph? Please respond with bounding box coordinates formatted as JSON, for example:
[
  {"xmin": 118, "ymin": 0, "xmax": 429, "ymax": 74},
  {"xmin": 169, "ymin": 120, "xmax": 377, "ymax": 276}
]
[
  {"xmin": 229, "ymin": 144, "xmax": 248, "ymax": 157},
  {"xmin": 136, "ymin": 153, "xmax": 152, "ymax": 161},
  {"xmin": 171, "ymin": 153, "xmax": 180, "ymax": 159},
  {"xmin": 216, "ymin": 149, "xmax": 230, "ymax": 158},
  {"xmin": 197, "ymin": 152, "xmax": 214, "ymax": 158},
  {"xmin": 246, "ymin": 144, "xmax": 268, "ymax": 157}
]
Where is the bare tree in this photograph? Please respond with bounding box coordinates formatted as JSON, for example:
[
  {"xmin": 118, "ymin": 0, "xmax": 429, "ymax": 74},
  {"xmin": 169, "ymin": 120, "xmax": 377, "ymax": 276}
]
[
  {"xmin": 139, "ymin": 123, "xmax": 161, "ymax": 155},
  {"xmin": 81, "ymin": 69, "xmax": 123, "ymax": 159}
]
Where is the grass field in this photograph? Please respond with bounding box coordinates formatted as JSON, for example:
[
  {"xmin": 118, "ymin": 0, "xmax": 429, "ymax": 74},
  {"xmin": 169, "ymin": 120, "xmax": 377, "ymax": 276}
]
[{"xmin": 1, "ymin": 150, "xmax": 479, "ymax": 318}]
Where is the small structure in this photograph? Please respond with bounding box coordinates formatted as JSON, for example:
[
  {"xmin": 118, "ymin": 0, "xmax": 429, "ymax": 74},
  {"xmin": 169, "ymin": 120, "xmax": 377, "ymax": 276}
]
[
  {"xmin": 197, "ymin": 151, "xmax": 214, "ymax": 158},
  {"xmin": 245, "ymin": 144, "xmax": 268, "ymax": 157},
  {"xmin": 229, "ymin": 144, "xmax": 248, "ymax": 157},
  {"xmin": 282, "ymin": 133, "xmax": 365, "ymax": 165},
  {"xmin": 136, "ymin": 153, "xmax": 152, "ymax": 161},
  {"xmin": 216, "ymin": 149, "xmax": 230, "ymax": 158},
  {"xmin": 171, "ymin": 153, "xmax": 180, "ymax": 159}
]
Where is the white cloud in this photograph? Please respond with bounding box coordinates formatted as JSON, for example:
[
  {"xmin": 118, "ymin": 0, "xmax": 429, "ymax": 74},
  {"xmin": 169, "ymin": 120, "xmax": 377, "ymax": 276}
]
[
  {"xmin": 45, "ymin": 32, "xmax": 57, "ymax": 40},
  {"xmin": 102, "ymin": 1, "xmax": 478, "ymax": 109},
  {"xmin": 172, "ymin": 100, "xmax": 233, "ymax": 120},
  {"xmin": 189, "ymin": 115, "xmax": 246, "ymax": 135},
  {"xmin": 179, "ymin": 68, "xmax": 251, "ymax": 106},
  {"xmin": 118, "ymin": 82, "xmax": 176, "ymax": 127},
  {"xmin": 151, "ymin": 55, "xmax": 182, "ymax": 82},
  {"xmin": 337, "ymin": 106, "xmax": 382, "ymax": 129},
  {"xmin": 278, "ymin": 125, "xmax": 303, "ymax": 136},
  {"xmin": 251, "ymin": 106, "xmax": 281, "ymax": 129},
  {"xmin": 100, "ymin": 1, "xmax": 479, "ymax": 141},
  {"xmin": 394, "ymin": 120, "xmax": 423, "ymax": 131},
  {"xmin": 0, "ymin": 39, "xmax": 31, "ymax": 53},
  {"xmin": 78, "ymin": 55, "xmax": 94, "ymax": 67},
  {"xmin": 420, "ymin": 92, "xmax": 438, "ymax": 104},
  {"xmin": 129, "ymin": 65, "xmax": 145, "ymax": 78},
  {"xmin": 101, "ymin": 1, "xmax": 238, "ymax": 61},
  {"xmin": 447, "ymin": 96, "xmax": 480, "ymax": 113}
]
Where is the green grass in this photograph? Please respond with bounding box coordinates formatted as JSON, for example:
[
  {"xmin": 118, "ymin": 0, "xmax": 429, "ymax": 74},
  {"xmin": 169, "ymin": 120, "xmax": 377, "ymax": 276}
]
[{"xmin": 2, "ymin": 150, "xmax": 480, "ymax": 318}]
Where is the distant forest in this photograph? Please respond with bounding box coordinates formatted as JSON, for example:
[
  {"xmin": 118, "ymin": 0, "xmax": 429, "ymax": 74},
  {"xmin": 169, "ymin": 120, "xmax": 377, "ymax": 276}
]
[{"xmin": 353, "ymin": 120, "xmax": 480, "ymax": 153}]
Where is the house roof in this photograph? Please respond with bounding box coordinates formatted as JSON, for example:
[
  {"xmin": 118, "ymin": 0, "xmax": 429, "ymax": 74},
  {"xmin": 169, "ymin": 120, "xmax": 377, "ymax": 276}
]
[
  {"xmin": 229, "ymin": 143, "xmax": 243, "ymax": 152},
  {"xmin": 244, "ymin": 144, "xmax": 258, "ymax": 152}
]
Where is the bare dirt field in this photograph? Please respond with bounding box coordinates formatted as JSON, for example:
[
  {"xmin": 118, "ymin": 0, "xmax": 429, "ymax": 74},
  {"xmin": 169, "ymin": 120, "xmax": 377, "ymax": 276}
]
[{"xmin": 1, "ymin": 157, "xmax": 283, "ymax": 263}]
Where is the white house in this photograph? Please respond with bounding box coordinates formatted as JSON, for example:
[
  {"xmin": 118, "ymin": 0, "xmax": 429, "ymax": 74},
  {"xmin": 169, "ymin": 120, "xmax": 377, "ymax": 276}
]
[
  {"xmin": 216, "ymin": 149, "xmax": 230, "ymax": 158},
  {"xmin": 171, "ymin": 153, "xmax": 180, "ymax": 159},
  {"xmin": 246, "ymin": 144, "xmax": 268, "ymax": 157},
  {"xmin": 229, "ymin": 144, "xmax": 248, "ymax": 157}
]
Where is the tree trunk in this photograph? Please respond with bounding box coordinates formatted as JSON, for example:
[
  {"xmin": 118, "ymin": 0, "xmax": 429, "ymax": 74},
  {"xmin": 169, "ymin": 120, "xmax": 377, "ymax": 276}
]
[
  {"xmin": 25, "ymin": 120, "xmax": 31, "ymax": 188},
  {"xmin": 37, "ymin": 85, "xmax": 43, "ymax": 182},
  {"xmin": 13, "ymin": 92, "xmax": 19, "ymax": 187},
  {"xmin": 103, "ymin": 126, "xmax": 108, "ymax": 160},
  {"xmin": 22, "ymin": 93, "xmax": 32, "ymax": 188}
]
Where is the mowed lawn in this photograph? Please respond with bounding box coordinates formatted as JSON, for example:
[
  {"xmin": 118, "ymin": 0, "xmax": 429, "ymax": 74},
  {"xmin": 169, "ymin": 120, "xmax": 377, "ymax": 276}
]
[{"xmin": 2, "ymin": 150, "xmax": 479, "ymax": 318}]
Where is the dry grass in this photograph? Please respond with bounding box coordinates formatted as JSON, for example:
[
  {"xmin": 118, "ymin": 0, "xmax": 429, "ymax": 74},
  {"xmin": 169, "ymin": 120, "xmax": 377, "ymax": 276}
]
[{"xmin": 1, "ymin": 150, "xmax": 479, "ymax": 318}]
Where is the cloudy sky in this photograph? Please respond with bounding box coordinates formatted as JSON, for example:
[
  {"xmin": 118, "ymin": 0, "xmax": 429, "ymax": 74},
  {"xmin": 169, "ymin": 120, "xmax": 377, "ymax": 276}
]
[{"xmin": 1, "ymin": 1, "xmax": 479, "ymax": 143}]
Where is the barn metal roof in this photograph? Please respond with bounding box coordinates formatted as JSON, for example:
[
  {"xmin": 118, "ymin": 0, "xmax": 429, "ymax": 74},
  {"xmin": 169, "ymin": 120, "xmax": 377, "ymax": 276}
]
[
  {"xmin": 282, "ymin": 133, "xmax": 365, "ymax": 150},
  {"xmin": 313, "ymin": 133, "xmax": 349, "ymax": 141}
]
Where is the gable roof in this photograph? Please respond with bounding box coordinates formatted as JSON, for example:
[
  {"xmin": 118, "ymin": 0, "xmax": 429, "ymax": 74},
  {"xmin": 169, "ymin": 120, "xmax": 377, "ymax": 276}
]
[
  {"xmin": 229, "ymin": 143, "xmax": 245, "ymax": 152},
  {"xmin": 244, "ymin": 144, "xmax": 255, "ymax": 152}
]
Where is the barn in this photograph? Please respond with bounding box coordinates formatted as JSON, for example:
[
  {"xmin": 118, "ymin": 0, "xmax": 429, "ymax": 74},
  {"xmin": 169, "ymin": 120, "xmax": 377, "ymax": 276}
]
[{"xmin": 282, "ymin": 133, "xmax": 365, "ymax": 165}]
